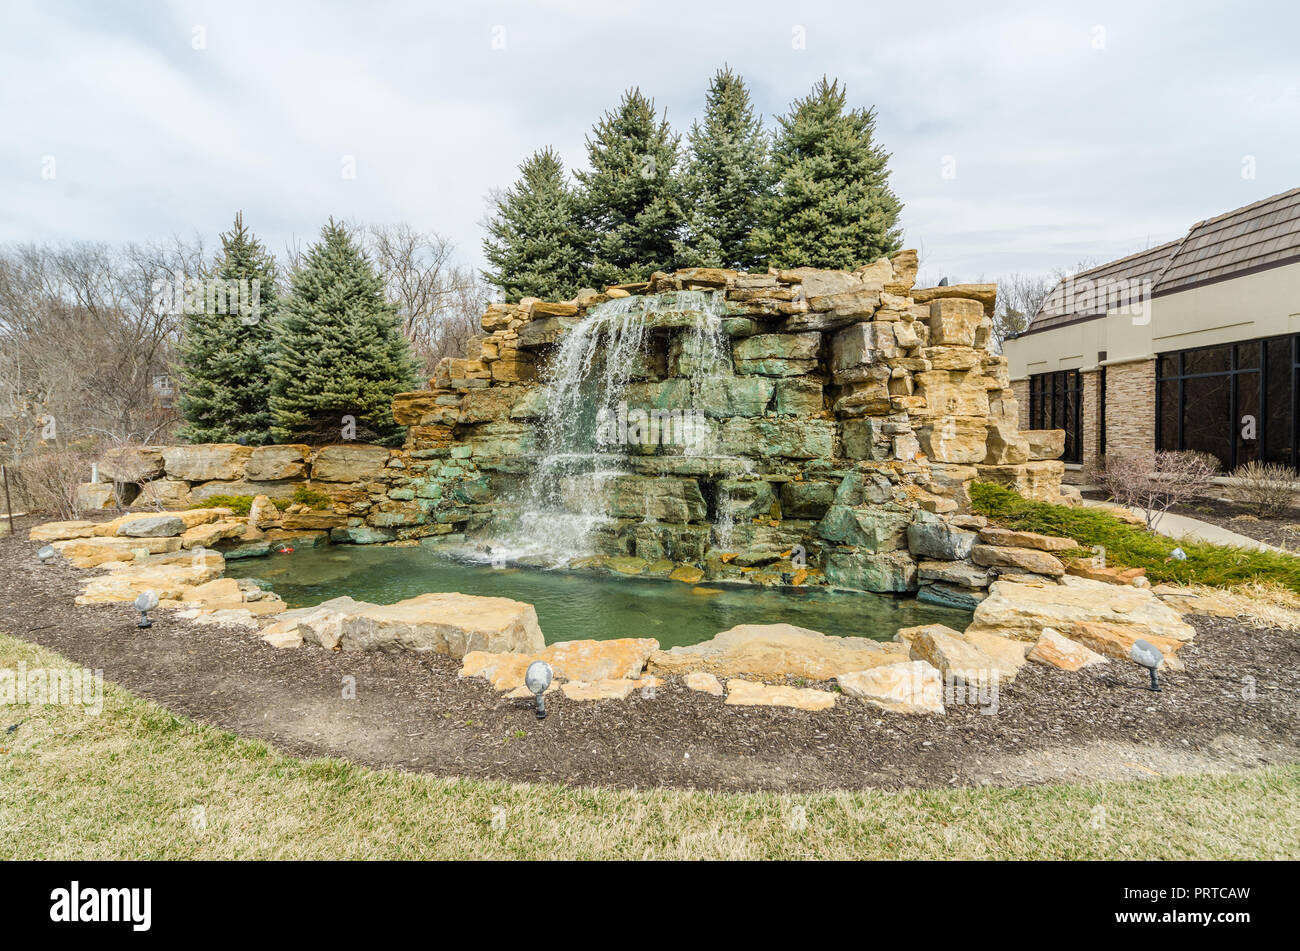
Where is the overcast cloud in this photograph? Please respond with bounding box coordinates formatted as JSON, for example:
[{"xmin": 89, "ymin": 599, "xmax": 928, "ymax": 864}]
[{"xmin": 2, "ymin": 0, "xmax": 1297, "ymax": 283}]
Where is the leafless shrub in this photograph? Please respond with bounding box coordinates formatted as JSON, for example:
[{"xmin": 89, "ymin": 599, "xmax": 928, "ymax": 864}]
[
  {"xmin": 1225, "ymin": 460, "xmax": 1300, "ymax": 519},
  {"xmin": 4, "ymin": 442, "xmax": 105, "ymax": 520},
  {"xmin": 1087, "ymin": 449, "xmax": 1220, "ymax": 530}
]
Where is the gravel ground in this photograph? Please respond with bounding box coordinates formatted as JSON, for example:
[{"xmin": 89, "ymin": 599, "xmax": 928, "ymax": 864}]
[{"xmin": 2, "ymin": 525, "xmax": 1297, "ymax": 792}]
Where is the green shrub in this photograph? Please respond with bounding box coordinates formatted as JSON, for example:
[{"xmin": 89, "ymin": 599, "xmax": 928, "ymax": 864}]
[
  {"xmin": 291, "ymin": 485, "xmax": 332, "ymax": 509},
  {"xmin": 193, "ymin": 494, "xmax": 291, "ymax": 516},
  {"xmin": 969, "ymin": 482, "xmax": 1300, "ymax": 593}
]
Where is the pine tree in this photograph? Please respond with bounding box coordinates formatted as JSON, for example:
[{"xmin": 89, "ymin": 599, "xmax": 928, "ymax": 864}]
[
  {"xmin": 753, "ymin": 78, "xmax": 903, "ymax": 270},
  {"xmin": 678, "ymin": 67, "xmax": 770, "ymax": 270},
  {"xmin": 270, "ymin": 220, "xmax": 418, "ymax": 446},
  {"xmin": 576, "ymin": 88, "xmax": 687, "ymax": 286},
  {"xmin": 177, "ymin": 212, "xmax": 280, "ymax": 445},
  {"xmin": 482, "ymin": 147, "xmax": 587, "ymax": 302}
]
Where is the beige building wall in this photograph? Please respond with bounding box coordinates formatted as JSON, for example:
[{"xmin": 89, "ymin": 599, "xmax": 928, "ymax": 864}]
[{"xmin": 1004, "ymin": 260, "xmax": 1300, "ymax": 460}]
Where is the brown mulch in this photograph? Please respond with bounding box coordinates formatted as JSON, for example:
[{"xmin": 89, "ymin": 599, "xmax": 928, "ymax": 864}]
[{"xmin": 2, "ymin": 524, "xmax": 1297, "ymax": 793}]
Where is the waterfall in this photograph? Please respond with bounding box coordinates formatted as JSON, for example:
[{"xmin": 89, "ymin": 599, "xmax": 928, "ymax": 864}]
[{"xmin": 479, "ymin": 291, "xmax": 733, "ymax": 565}]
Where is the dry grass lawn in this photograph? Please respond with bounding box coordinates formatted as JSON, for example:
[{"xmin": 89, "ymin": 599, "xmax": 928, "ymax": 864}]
[{"xmin": 2, "ymin": 632, "xmax": 1297, "ymax": 860}]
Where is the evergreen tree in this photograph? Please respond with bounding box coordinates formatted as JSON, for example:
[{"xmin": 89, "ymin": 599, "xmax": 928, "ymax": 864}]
[
  {"xmin": 576, "ymin": 88, "xmax": 687, "ymax": 285},
  {"xmin": 753, "ymin": 78, "xmax": 903, "ymax": 270},
  {"xmin": 177, "ymin": 211, "xmax": 279, "ymax": 445},
  {"xmin": 678, "ymin": 67, "xmax": 770, "ymax": 270},
  {"xmin": 270, "ymin": 220, "xmax": 418, "ymax": 446},
  {"xmin": 482, "ymin": 147, "xmax": 587, "ymax": 302}
]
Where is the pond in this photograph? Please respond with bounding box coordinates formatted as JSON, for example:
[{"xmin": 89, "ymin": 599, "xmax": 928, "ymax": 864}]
[{"xmin": 226, "ymin": 545, "xmax": 971, "ymax": 650}]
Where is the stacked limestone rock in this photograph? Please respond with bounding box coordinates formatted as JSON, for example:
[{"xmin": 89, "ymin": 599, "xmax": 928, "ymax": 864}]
[
  {"xmin": 391, "ymin": 250, "xmax": 1067, "ymax": 602},
  {"xmin": 87, "ymin": 252, "xmax": 1068, "ymax": 604}
]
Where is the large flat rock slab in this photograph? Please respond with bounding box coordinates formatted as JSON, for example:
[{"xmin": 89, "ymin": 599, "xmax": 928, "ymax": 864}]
[
  {"xmin": 724, "ymin": 678, "xmax": 836, "ymax": 711},
  {"xmin": 290, "ymin": 592, "xmax": 544, "ymax": 657},
  {"xmin": 649, "ymin": 623, "xmax": 907, "ymax": 680},
  {"xmin": 965, "ymin": 575, "xmax": 1196, "ymax": 650},
  {"xmin": 460, "ymin": 638, "xmax": 659, "ymax": 690}
]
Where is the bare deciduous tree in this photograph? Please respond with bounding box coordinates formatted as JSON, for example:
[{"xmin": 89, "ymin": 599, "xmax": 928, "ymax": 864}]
[{"xmin": 1087, "ymin": 450, "xmax": 1220, "ymax": 530}]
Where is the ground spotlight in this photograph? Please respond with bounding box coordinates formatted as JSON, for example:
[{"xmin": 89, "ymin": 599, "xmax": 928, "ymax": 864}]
[
  {"xmin": 525, "ymin": 660, "xmax": 553, "ymax": 719},
  {"xmin": 1129, "ymin": 639, "xmax": 1164, "ymax": 692},
  {"xmin": 134, "ymin": 590, "xmax": 159, "ymax": 629},
  {"xmin": 37, "ymin": 545, "xmax": 56, "ymax": 565}
]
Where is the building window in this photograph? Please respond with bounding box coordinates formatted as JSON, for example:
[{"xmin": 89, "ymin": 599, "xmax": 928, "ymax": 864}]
[
  {"xmin": 1028, "ymin": 369, "xmax": 1082, "ymax": 463},
  {"xmin": 1155, "ymin": 336, "xmax": 1295, "ymax": 471}
]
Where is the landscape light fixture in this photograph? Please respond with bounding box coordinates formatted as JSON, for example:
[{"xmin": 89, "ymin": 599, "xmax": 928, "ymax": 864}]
[
  {"xmin": 525, "ymin": 660, "xmax": 553, "ymax": 719},
  {"xmin": 37, "ymin": 545, "xmax": 56, "ymax": 565},
  {"xmin": 134, "ymin": 590, "xmax": 159, "ymax": 629},
  {"xmin": 1129, "ymin": 639, "xmax": 1164, "ymax": 692}
]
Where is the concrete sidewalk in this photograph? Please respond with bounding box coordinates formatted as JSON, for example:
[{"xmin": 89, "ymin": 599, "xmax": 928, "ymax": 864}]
[{"xmin": 1081, "ymin": 499, "xmax": 1290, "ymax": 553}]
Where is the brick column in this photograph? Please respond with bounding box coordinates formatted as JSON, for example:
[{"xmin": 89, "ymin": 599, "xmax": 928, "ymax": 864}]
[
  {"xmin": 1102, "ymin": 358, "xmax": 1156, "ymax": 456},
  {"xmin": 1011, "ymin": 378, "xmax": 1030, "ymax": 429},
  {"xmin": 1080, "ymin": 368, "xmax": 1102, "ymax": 470}
]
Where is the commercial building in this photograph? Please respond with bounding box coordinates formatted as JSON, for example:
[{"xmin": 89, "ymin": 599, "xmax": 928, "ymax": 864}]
[{"xmin": 1004, "ymin": 187, "xmax": 1300, "ymax": 475}]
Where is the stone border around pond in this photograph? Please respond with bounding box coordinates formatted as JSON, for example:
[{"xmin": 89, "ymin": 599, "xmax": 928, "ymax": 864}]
[{"xmin": 30, "ymin": 507, "xmax": 1202, "ymax": 716}]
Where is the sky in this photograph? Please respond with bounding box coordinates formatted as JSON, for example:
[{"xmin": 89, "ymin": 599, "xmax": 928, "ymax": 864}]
[{"xmin": 2, "ymin": 0, "xmax": 1297, "ymax": 285}]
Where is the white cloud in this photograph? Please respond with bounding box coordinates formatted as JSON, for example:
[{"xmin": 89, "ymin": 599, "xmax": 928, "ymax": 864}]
[{"xmin": 1, "ymin": 0, "xmax": 1295, "ymax": 283}]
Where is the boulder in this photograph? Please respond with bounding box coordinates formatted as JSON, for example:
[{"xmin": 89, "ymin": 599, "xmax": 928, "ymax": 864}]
[
  {"xmin": 248, "ymin": 494, "xmax": 280, "ymax": 529},
  {"xmin": 724, "ymin": 679, "xmax": 836, "ymax": 711},
  {"xmin": 163, "ymin": 444, "xmax": 253, "ymax": 482},
  {"xmin": 99, "ymin": 445, "xmax": 166, "ymax": 483},
  {"xmin": 913, "ymin": 284, "xmax": 997, "ymax": 317},
  {"xmin": 311, "ymin": 444, "xmax": 392, "ymax": 483},
  {"xmin": 30, "ymin": 520, "xmax": 99, "ymax": 542},
  {"xmin": 1066, "ymin": 561, "xmax": 1147, "ymax": 585},
  {"xmin": 117, "ymin": 514, "xmax": 185, "ymax": 538},
  {"xmin": 245, "ymin": 444, "xmax": 310, "ymax": 481},
  {"xmin": 917, "ymin": 582, "xmax": 987, "ymax": 611},
  {"xmin": 136, "ymin": 479, "xmax": 192, "ymax": 509},
  {"xmin": 966, "ymin": 576, "xmax": 1197, "ymax": 648},
  {"xmin": 1024, "ymin": 429, "xmax": 1065, "ymax": 461},
  {"xmin": 1028, "ymin": 628, "xmax": 1108, "ymax": 670},
  {"xmin": 180, "ymin": 519, "xmax": 246, "ymax": 549},
  {"xmin": 560, "ymin": 679, "xmax": 637, "ymax": 701},
  {"xmin": 830, "ymin": 322, "xmax": 898, "ymax": 383},
  {"xmin": 75, "ymin": 560, "xmax": 223, "ymax": 603},
  {"xmin": 75, "ymin": 482, "xmax": 116, "ymax": 510},
  {"xmin": 683, "ymin": 671, "xmax": 724, "ymax": 696},
  {"xmin": 824, "ymin": 549, "xmax": 918, "ymax": 593},
  {"xmin": 927, "ymin": 298, "xmax": 985, "ymax": 347},
  {"xmin": 975, "ymin": 461, "xmax": 1066, "ymax": 504},
  {"xmin": 971, "ymin": 544, "xmax": 1065, "ymax": 577},
  {"xmin": 917, "ymin": 558, "xmax": 990, "ymax": 587},
  {"xmin": 780, "ymin": 480, "xmax": 834, "ymax": 519},
  {"xmin": 836, "ymin": 661, "xmax": 944, "ymax": 714},
  {"xmin": 908, "ymin": 625, "xmax": 1011, "ymax": 682},
  {"xmin": 607, "ymin": 475, "xmax": 706, "ymax": 523},
  {"xmin": 732, "ymin": 332, "xmax": 821, "ymax": 376},
  {"xmin": 907, "ymin": 511, "xmax": 977, "ymax": 560},
  {"xmin": 977, "ymin": 527, "xmax": 1076, "ymax": 551},
  {"xmin": 296, "ymin": 592, "xmax": 544, "ymax": 657},
  {"xmin": 330, "ymin": 526, "xmax": 398, "ymax": 545},
  {"xmin": 817, "ymin": 505, "xmax": 910, "ymax": 551},
  {"xmin": 915, "ymin": 416, "xmax": 989, "ymax": 463},
  {"xmin": 649, "ymin": 623, "xmax": 906, "ymax": 680},
  {"xmin": 459, "ymin": 638, "xmax": 659, "ymax": 691}
]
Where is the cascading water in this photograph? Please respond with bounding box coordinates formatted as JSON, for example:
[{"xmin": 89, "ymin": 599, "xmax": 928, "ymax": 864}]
[{"xmin": 481, "ymin": 290, "xmax": 736, "ymax": 565}]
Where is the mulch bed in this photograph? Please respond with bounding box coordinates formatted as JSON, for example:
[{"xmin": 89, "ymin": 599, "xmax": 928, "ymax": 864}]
[{"xmin": 2, "ymin": 523, "xmax": 1297, "ymax": 792}]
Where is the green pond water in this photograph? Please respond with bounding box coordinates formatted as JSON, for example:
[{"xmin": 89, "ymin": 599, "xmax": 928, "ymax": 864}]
[{"xmin": 226, "ymin": 545, "xmax": 971, "ymax": 650}]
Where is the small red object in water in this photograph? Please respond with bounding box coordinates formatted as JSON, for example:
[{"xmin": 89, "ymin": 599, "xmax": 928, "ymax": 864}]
[{"xmin": 276, "ymin": 546, "xmax": 294, "ymax": 554}]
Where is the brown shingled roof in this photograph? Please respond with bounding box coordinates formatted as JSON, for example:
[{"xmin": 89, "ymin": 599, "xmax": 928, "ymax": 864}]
[{"xmin": 1022, "ymin": 186, "xmax": 1300, "ymax": 336}]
